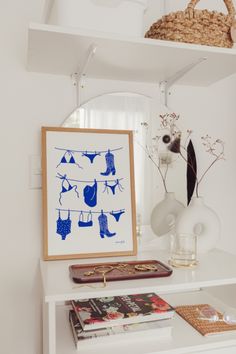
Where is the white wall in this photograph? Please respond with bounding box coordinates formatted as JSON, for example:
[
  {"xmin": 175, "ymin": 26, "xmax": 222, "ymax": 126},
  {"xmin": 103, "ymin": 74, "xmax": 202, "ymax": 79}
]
[
  {"xmin": 1, "ymin": 1, "xmax": 236, "ymax": 354},
  {"xmin": 0, "ymin": 1, "xmax": 75, "ymax": 353}
]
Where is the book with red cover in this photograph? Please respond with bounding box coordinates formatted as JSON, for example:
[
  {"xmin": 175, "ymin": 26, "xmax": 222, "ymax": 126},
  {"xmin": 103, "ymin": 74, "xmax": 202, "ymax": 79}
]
[
  {"xmin": 69, "ymin": 309, "xmax": 172, "ymax": 349},
  {"xmin": 71, "ymin": 293, "xmax": 175, "ymax": 330}
]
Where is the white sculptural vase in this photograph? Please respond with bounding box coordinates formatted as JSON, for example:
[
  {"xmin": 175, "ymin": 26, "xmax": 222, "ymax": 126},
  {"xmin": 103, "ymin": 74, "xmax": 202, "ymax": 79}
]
[
  {"xmin": 175, "ymin": 196, "xmax": 220, "ymax": 253},
  {"xmin": 150, "ymin": 192, "xmax": 185, "ymax": 237}
]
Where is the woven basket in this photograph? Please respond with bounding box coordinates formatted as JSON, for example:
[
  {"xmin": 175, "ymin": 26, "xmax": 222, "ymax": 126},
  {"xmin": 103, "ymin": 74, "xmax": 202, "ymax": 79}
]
[{"xmin": 145, "ymin": 0, "xmax": 236, "ymax": 48}]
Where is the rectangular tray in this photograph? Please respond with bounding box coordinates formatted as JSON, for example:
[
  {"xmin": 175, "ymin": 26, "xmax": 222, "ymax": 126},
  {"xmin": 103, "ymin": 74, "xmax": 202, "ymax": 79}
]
[{"xmin": 69, "ymin": 260, "xmax": 172, "ymax": 284}]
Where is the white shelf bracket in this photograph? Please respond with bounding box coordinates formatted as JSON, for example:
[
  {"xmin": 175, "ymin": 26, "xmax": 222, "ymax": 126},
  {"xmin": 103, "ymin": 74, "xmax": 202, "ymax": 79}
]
[
  {"xmin": 160, "ymin": 57, "xmax": 207, "ymax": 107},
  {"xmin": 41, "ymin": 0, "xmax": 54, "ymax": 23},
  {"xmin": 71, "ymin": 44, "xmax": 97, "ymax": 106}
]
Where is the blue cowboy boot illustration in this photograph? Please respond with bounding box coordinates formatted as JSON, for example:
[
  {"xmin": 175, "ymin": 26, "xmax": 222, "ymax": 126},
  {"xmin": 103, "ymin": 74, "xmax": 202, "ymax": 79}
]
[
  {"xmin": 100, "ymin": 149, "xmax": 116, "ymax": 176},
  {"xmin": 98, "ymin": 211, "xmax": 116, "ymax": 238}
]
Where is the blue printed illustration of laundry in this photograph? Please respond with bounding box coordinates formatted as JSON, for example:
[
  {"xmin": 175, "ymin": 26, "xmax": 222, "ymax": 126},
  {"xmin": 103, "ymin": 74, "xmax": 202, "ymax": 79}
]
[
  {"xmin": 78, "ymin": 211, "xmax": 93, "ymax": 228},
  {"xmin": 56, "ymin": 210, "xmax": 71, "ymax": 240},
  {"xmin": 101, "ymin": 149, "xmax": 116, "ymax": 176},
  {"xmin": 82, "ymin": 151, "xmax": 101, "ymax": 164},
  {"xmin": 103, "ymin": 179, "xmax": 124, "ymax": 195},
  {"xmin": 98, "ymin": 210, "xmax": 116, "ymax": 238},
  {"xmin": 110, "ymin": 210, "xmax": 125, "ymax": 222},
  {"xmin": 83, "ymin": 179, "xmax": 97, "ymax": 207},
  {"xmin": 57, "ymin": 173, "xmax": 79, "ymax": 205},
  {"xmin": 56, "ymin": 150, "xmax": 83, "ymax": 169}
]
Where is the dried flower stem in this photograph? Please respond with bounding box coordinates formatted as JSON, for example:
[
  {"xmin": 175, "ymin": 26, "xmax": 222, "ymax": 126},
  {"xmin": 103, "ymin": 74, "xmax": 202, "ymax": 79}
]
[
  {"xmin": 180, "ymin": 136, "xmax": 225, "ymax": 198},
  {"xmin": 137, "ymin": 140, "xmax": 168, "ymax": 192},
  {"xmin": 147, "ymin": 151, "xmax": 168, "ymax": 193}
]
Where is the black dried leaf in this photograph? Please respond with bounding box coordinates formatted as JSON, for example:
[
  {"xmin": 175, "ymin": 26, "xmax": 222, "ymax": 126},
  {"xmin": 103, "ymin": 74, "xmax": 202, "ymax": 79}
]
[{"xmin": 187, "ymin": 139, "xmax": 197, "ymax": 205}]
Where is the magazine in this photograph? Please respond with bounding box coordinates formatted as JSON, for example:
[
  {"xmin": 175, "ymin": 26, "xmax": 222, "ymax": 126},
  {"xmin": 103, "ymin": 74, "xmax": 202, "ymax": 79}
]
[
  {"xmin": 71, "ymin": 293, "xmax": 175, "ymax": 330},
  {"xmin": 69, "ymin": 309, "xmax": 172, "ymax": 349}
]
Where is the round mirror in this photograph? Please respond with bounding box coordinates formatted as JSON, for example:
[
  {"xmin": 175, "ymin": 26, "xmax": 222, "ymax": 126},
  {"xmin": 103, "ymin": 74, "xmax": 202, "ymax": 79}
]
[
  {"xmin": 62, "ymin": 92, "xmax": 156, "ymax": 227},
  {"xmin": 63, "ymin": 92, "xmax": 185, "ymax": 242}
]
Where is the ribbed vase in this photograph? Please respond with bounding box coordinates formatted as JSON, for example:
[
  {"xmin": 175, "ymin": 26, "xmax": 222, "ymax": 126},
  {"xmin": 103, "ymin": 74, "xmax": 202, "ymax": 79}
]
[{"xmin": 150, "ymin": 192, "xmax": 185, "ymax": 237}]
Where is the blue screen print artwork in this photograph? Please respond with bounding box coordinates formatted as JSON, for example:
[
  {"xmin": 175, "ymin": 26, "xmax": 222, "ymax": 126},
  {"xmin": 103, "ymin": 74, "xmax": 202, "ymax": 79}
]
[
  {"xmin": 42, "ymin": 127, "xmax": 137, "ymax": 260},
  {"xmin": 55, "ymin": 145, "xmax": 126, "ymax": 241}
]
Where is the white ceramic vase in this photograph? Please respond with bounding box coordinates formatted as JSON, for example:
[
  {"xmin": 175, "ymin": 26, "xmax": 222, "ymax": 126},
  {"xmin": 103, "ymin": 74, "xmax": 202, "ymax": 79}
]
[
  {"xmin": 150, "ymin": 192, "xmax": 185, "ymax": 237},
  {"xmin": 175, "ymin": 196, "xmax": 220, "ymax": 253}
]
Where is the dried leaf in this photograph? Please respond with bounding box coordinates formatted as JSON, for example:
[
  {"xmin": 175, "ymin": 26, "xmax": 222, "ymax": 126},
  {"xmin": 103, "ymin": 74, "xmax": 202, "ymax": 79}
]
[{"xmin": 187, "ymin": 140, "xmax": 197, "ymax": 205}]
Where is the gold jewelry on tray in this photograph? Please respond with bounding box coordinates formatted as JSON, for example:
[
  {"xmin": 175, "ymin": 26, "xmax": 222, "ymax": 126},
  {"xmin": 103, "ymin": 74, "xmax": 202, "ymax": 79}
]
[
  {"xmin": 134, "ymin": 264, "xmax": 158, "ymax": 272},
  {"xmin": 81, "ymin": 262, "xmax": 158, "ymax": 288}
]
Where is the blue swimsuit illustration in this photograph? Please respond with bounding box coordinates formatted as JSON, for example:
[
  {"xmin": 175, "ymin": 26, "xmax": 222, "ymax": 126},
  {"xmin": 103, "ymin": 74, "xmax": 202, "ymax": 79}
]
[
  {"xmin": 56, "ymin": 210, "xmax": 71, "ymax": 240},
  {"xmin": 110, "ymin": 210, "xmax": 125, "ymax": 222},
  {"xmin": 82, "ymin": 151, "xmax": 101, "ymax": 164},
  {"xmin": 103, "ymin": 179, "xmax": 124, "ymax": 195},
  {"xmin": 57, "ymin": 174, "xmax": 79, "ymax": 205},
  {"xmin": 78, "ymin": 211, "xmax": 93, "ymax": 227},
  {"xmin": 56, "ymin": 150, "xmax": 82, "ymax": 169}
]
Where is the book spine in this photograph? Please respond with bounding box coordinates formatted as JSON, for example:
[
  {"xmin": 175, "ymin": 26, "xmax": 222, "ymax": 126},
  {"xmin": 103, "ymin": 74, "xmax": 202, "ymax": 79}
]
[{"xmin": 69, "ymin": 311, "xmax": 79, "ymax": 350}]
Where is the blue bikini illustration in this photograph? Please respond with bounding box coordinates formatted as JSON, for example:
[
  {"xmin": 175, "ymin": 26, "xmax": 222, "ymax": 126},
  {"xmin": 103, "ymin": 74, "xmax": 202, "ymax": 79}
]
[
  {"xmin": 57, "ymin": 173, "xmax": 79, "ymax": 205},
  {"xmin": 78, "ymin": 211, "xmax": 93, "ymax": 228},
  {"xmin": 103, "ymin": 179, "xmax": 124, "ymax": 195},
  {"xmin": 56, "ymin": 150, "xmax": 83, "ymax": 169},
  {"xmin": 110, "ymin": 209, "xmax": 125, "ymax": 222},
  {"xmin": 82, "ymin": 151, "xmax": 101, "ymax": 164}
]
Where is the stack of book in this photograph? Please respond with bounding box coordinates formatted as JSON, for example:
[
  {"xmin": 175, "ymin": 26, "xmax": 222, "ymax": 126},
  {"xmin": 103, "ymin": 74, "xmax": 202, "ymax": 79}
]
[{"xmin": 69, "ymin": 292, "xmax": 175, "ymax": 350}]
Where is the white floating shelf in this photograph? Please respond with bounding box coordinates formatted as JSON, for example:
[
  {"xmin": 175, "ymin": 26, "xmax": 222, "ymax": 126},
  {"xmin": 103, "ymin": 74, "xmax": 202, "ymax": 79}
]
[
  {"xmin": 57, "ymin": 291, "xmax": 236, "ymax": 354},
  {"xmin": 28, "ymin": 22, "xmax": 236, "ymax": 86},
  {"xmin": 40, "ymin": 249, "xmax": 236, "ymax": 302}
]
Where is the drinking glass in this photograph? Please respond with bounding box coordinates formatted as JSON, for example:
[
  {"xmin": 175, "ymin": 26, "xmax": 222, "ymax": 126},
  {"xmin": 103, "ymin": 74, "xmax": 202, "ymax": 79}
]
[{"xmin": 169, "ymin": 232, "xmax": 198, "ymax": 268}]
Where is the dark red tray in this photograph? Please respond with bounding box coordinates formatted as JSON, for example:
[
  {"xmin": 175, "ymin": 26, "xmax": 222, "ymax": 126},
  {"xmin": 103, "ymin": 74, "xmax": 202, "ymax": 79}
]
[{"xmin": 69, "ymin": 259, "xmax": 172, "ymax": 284}]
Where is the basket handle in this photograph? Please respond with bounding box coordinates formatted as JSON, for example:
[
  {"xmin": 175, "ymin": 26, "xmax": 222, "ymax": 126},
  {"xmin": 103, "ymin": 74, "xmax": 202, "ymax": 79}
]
[{"xmin": 187, "ymin": 0, "xmax": 236, "ymax": 17}]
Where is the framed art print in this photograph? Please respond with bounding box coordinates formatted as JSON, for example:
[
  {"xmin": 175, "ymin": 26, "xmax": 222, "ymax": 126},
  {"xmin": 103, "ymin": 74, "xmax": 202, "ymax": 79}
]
[{"xmin": 41, "ymin": 127, "xmax": 137, "ymax": 260}]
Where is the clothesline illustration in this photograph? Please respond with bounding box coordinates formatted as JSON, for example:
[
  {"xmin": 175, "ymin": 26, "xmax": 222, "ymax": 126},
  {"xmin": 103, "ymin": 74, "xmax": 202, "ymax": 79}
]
[
  {"xmin": 56, "ymin": 173, "xmax": 124, "ymax": 206},
  {"xmin": 55, "ymin": 147, "xmax": 123, "ymax": 176},
  {"xmin": 56, "ymin": 209, "xmax": 125, "ymax": 240}
]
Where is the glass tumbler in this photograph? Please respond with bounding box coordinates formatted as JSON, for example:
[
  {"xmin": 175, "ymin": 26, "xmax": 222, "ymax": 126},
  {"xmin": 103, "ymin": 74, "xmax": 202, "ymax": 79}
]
[{"xmin": 169, "ymin": 233, "xmax": 198, "ymax": 268}]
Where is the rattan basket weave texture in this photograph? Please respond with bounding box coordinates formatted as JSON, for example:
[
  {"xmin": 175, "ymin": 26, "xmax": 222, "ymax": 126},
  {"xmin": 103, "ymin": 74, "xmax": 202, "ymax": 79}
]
[{"xmin": 145, "ymin": 0, "xmax": 236, "ymax": 48}]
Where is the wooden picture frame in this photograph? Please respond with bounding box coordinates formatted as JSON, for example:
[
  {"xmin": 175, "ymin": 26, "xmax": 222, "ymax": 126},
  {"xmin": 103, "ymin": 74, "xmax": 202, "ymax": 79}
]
[{"xmin": 42, "ymin": 127, "xmax": 137, "ymax": 260}]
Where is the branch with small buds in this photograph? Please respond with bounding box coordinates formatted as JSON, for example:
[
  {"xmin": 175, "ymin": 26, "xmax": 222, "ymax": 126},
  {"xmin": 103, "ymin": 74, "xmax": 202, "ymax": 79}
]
[
  {"xmin": 196, "ymin": 135, "xmax": 225, "ymax": 196},
  {"xmin": 140, "ymin": 113, "xmax": 182, "ymax": 193},
  {"xmin": 140, "ymin": 122, "xmax": 169, "ymax": 193},
  {"xmin": 177, "ymin": 134, "xmax": 225, "ymax": 198}
]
